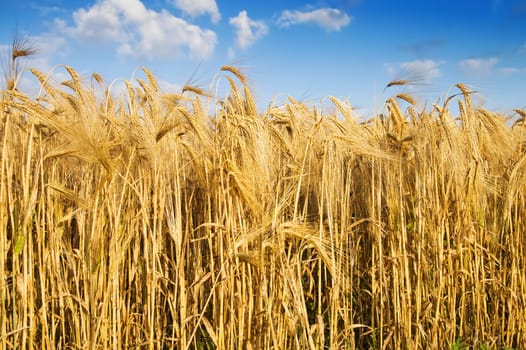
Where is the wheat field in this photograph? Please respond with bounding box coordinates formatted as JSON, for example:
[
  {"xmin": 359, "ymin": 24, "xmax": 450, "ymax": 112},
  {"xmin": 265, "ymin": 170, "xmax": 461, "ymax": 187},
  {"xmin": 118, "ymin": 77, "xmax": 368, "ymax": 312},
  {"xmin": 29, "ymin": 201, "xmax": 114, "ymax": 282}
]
[{"xmin": 1, "ymin": 48, "xmax": 526, "ymax": 349}]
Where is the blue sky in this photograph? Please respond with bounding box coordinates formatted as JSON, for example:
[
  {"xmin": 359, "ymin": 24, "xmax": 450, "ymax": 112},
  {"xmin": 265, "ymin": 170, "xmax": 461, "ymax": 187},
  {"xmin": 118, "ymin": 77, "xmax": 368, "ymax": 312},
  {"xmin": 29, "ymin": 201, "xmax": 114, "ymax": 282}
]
[{"xmin": 1, "ymin": 0, "xmax": 525, "ymax": 115}]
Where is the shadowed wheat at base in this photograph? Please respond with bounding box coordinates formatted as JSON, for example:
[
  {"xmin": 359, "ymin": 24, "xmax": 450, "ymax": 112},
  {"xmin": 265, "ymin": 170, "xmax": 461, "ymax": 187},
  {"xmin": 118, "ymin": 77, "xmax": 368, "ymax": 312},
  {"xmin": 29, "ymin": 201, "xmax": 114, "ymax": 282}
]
[{"xmin": 0, "ymin": 61, "xmax": 525, "ymax": 350}]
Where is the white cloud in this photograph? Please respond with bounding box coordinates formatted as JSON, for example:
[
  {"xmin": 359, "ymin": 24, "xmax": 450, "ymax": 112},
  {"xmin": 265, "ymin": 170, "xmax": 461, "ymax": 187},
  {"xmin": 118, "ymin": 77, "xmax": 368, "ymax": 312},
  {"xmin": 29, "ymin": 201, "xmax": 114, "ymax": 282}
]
[
  {"xmin": 458, "ymin": 57, "xmax": 499, "ymax": 76},
  {"xmin": 277, "ymin": 8, "xmax": 351, "ymax": 31},
  {"xmin": 158, "ymin": 79, "xmax": 181, "ymax": 93},
  {"xmin": 499, "ymin": 66, "xmax": 526, "ymax": 75},
  {"xmin": 66, "ymin": 0, "xmax": 125, "ymax": 42},
  {"xmin": 0, "ymin": 33, "xmax": 69, "ymax": 93},
  {"xmin": 499, "ymin": 67, "xmax": 520, "ymax": 74},
  {"xmin": 30, "ymin": 3, "xmax": 66, "ymax": 16},
  {"xmin": 32, "ymin": 33, "xmax": 67, "ymax": 57},
  {"xmin": 227, "ymin": 47, "xmax": 235, "ymax": 60},
  {"xmin": 172, "ymin": 0, "xmax": 221, "ymax": 23},
  {"xmin": 59, "ymin": 0, "xmax": 217, "ymax": 60},
  {"xmin": 385, "ymin": 59, "xmax": 444, "ymax": 82},
  {"xmin": 229, "ymin": 11, "xmax": 268, "ymax": 49},
  {"xmin": 400, "ymin": 60, "xmax": 442, "ymax": 80},
  {"xmin": 5, "ymin": 54, "xmax": 69, "ymax": 96},
  {"xmin": 383, "ymin": 63, "xmax": 396, "ymax": 76},
  {"xmin": 0, "ymin": 44, "xmax": 8, "ymax": 57}
]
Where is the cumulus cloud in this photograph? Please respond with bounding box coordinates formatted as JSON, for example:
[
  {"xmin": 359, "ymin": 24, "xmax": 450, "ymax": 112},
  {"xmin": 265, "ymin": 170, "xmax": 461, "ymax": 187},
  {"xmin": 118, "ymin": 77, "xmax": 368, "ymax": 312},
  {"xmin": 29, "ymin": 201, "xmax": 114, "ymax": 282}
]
[
  {"xmin": 31, "ymin": 33, "xmax": 67, "ymax": 57},
  {"xmin": 229, "ymin": 11, "xmax": 268, "ymax": 49},
  {"xmin": 172, "ymin": 0, "xmax": 221, "ymax": 23},
  {"xmin": 385, "ymin": 59, "xmax": 444, "ymax": 82},
  {"xmin": 277, "ymin": 8, "xmax": 351, "ymax": 31},
  {"xmin": 158, "ymin": 79, "xmax": 181, "ymax": 93},
  {"xmin": 458, "ymin": 57, "xmax": 499, "ymax": 75},
  {"xmin": 63, "ymin": 1, "xmax": 125, "ymax": 42},
  {"xmin": 58, "ymin": 0, "xmax": 217, "ymax": 60},
  {"xmin": 399, "ymin": 60, "xmax": 443, "ymax": 80}
]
